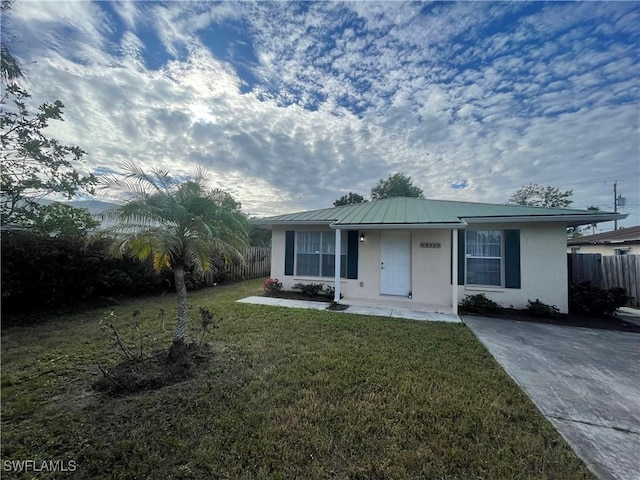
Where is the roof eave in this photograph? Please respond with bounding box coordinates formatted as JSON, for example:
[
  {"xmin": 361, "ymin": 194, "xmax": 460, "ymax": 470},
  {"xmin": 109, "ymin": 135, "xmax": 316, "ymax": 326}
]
[
  {"xmin": 330, "ymin": 221, "xmax": 467, "ymax": 230},
  {"xmin": 255, "ymin": 213, "xmax": 627, "ymax": 229},
  {"xmin": 568, "ymin": 239, "xmax": 640, "ymax": 246},
  {"xmin": 464, "ymin": 213, "xmax": 627, "ymax": 227},
  {"xmin": 253, "ymin": 220, "xmax": 334, "ymax": 229}
]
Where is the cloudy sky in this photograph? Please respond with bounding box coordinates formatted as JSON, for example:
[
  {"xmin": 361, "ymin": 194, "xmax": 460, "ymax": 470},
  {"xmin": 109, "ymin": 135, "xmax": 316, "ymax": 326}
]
[{"xmin": 3, "ymin": 1, "xmax": 639, "ymax": 229}]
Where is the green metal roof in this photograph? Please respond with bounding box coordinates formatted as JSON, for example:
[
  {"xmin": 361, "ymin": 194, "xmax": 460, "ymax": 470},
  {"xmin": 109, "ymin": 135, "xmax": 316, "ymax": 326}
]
[{"xmin": 255, "ymin": 197, "xmax": 625, "ymax": 228}]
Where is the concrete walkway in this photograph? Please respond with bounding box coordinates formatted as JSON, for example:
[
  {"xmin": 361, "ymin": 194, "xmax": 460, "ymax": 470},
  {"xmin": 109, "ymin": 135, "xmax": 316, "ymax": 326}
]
[
  {"xmin": 618, "ymin": 307, "xmax": 640, "ymax": 327},
  {"xmin": 464, "ymin": 316, "xmax": 640, "ymax": 480},
  {"xmin": 236, "ymin": 296, "xmax": 461, "ymax": 323}
]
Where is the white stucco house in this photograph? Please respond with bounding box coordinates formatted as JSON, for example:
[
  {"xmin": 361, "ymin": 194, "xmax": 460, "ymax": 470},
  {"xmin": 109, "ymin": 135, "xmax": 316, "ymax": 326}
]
[{"xmin": 255, "ymin": 197, "xmax": 626, "ymax": 314}]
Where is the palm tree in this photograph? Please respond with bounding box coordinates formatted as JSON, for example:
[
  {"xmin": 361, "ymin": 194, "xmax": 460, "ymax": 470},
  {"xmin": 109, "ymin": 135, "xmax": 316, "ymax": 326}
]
[{"xmin": 101, "ymin": 162, "xmax": 249, "ymax": 361}]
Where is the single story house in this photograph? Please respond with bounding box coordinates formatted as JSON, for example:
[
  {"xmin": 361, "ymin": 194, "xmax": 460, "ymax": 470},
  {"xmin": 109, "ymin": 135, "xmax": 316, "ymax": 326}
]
[
  {"xmin": 567, "ymin": 226, "xmax": 640, "ymax": 256},
  {"xmin": 255, "ymin": 197, "xmax": 626, "ymax": 314}
]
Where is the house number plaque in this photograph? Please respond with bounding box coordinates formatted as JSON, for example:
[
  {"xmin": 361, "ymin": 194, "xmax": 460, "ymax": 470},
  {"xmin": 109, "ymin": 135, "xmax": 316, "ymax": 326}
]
[{"xmin": 420, "ymin": 242, "xmax": 441, "ymax": 248}]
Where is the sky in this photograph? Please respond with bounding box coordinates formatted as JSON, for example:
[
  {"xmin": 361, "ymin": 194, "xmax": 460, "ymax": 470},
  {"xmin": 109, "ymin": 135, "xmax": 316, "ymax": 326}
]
[{"xmin": 2, "ymin": 1, "xmax": 639, "ymax": 230}]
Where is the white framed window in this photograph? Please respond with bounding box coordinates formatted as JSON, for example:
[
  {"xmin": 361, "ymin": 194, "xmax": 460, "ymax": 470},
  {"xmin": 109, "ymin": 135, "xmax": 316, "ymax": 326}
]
[
  {"xmin": 466, "ymin": 230, "xmax": 502, "ymax": 287},
  {"xmin": 570, "ymin": 247, "xmax": 580, "ymax": 254},
  {"xmin": 296, "ymin": 231, "xmax": 347, "ymax": 277},
  {"xmin": 614, "ymin": 247, "xmax": 630, "ymax": 256}
]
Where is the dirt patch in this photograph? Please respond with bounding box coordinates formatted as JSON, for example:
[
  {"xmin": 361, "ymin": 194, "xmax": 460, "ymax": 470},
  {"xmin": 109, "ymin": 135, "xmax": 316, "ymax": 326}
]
[
  {"xmin": 460, "ymin": 308, "xmax": 640, "ymax": 333},
  {"xmin": 93, "ymin": 343, "xmax": 213, "ymax": 396}
]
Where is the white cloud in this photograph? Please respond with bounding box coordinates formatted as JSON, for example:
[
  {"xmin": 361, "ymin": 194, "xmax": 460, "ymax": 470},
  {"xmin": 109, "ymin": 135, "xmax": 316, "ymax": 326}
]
[{"xmin": 3, "ymin": 0, "xmax": 638, "ymax": 229}]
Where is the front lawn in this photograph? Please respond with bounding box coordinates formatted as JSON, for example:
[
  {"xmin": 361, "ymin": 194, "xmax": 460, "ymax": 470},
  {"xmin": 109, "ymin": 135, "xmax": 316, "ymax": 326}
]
[{"xmin": 1, "ymin": 279, "xmax": 593, "ymax": 479}]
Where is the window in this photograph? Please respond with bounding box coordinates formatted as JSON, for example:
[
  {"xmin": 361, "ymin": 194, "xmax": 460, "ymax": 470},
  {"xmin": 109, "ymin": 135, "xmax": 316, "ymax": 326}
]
[
  {"xmin": 570, "ymin": 247, "xmax": 580, "ymax": 254},
  {"xmin": 466, "ymin": 230, "xmax": 502, "ymax": 286},
  {"xmin": 296, "ymin": 231, "xmax": 347, "ymax": 277},
  {"xmin": 614, "ymin": 248, "xmax": 630, "ymax": 256}
]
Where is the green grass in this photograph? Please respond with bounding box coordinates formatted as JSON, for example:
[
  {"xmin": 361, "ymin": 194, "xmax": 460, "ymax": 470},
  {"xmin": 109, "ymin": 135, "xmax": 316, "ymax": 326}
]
[{"xmin": 1, "ymin": 279, "xmax": 594, "ymax": 479}]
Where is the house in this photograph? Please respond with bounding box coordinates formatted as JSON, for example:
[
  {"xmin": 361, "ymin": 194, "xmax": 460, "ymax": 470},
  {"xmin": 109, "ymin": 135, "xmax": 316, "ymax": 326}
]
[
  {"xmin": 567, "ymin": 226, "xmax": 640, "ymax": 256},
  {"xmin": 255, "ymin": 197, "xmax": 626, "ymax": 314}
]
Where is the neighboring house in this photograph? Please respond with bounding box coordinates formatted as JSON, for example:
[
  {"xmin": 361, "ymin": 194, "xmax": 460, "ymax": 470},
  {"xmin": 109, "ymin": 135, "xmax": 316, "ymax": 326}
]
[
  {"xmin": 567, "ymin": 226, "xmax": 640, "ymax": 256},
  {"xmin": 255, "ymin": 197, "xmax": 625, "ymax": 314}
]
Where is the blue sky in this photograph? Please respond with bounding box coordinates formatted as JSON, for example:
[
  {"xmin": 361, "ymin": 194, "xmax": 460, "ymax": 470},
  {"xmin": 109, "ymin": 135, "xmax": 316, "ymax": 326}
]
[{"xmin": 3, "ymin": 1, "xmax": 639, "ymax": 229}]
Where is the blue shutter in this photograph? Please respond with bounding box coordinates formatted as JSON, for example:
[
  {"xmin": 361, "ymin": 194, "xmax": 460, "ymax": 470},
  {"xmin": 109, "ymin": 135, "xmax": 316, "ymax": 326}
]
[
  {"xmin": 347, "ymin": 230, "xmax": 359, "ymax": 279},
  {"xmin": 504, "ymin": 230, "xmax": 521, "ymax": 289},
  {"xmin": 458, "ymin": 230, "xmax": 465, "ymax": 285},
  {"xmin": 284, "ymin": 231, "xmax": 295, "ymax": 276}
]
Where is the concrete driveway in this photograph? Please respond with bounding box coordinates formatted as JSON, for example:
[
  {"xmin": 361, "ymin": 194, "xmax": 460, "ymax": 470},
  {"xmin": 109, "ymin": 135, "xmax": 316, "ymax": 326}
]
[{"xmin": 464, "ymin": 316, "xmax": 640, "ymax": 480}]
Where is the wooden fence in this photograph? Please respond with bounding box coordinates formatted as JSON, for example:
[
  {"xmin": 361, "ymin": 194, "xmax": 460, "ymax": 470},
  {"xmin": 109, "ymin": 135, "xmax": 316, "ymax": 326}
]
[
  {"xmin": 223, "ymin": 246, "xmax": 271, "ymax": 281},
  {"xmin": 567, "ymin": 253, "xmax": 639, "ymax": 308}
]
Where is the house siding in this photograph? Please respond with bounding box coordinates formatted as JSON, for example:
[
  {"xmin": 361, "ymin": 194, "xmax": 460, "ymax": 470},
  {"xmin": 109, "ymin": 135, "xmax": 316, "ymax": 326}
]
[
  {"xmin": 269, "ymin": 226, "xmax": 359, "ymax": 293},
  {"xmin": 458, "ymin": 222, "xmax": 569, "ymax": 313},
  {"xmin": 270, "ymin": 222, "xmax": 569, "ymax": 313}
]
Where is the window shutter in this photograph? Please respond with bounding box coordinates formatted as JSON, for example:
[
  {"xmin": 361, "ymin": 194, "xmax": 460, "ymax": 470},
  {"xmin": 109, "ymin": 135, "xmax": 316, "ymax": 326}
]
[
  {"xmin": 458, "ymin": 230, "xmax": 465, "ymax": 285},
  {"xmin": 504, "ymin": 230, "xmax": 521, "ymax": 289},
  {"xmin": 284, "ymin": 231, "xmax": 295, "ymax": 276},
  {"xmin": 347, "ymin": 230, "xmax": 359, "ymax": 279}
]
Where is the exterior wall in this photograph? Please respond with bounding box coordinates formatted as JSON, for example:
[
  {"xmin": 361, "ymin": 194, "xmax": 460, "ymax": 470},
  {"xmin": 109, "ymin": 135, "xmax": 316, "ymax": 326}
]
[
  {"xmin": 567, "ymin": 243, "xmax": 640, "ymax": 255},
  {"xmin": 270, "ymin": 228, "xmax": 286, "ymax": 281},
  {"xmin": 271, "ymin": 227, "xmax": 454, "ymax": 309},
  {"xmin": 272, "ymin": 222, "xmax": 570, "ymax": 313},
  {"xmin": 269, "ymin": 226, "xmax": 360, "ymax": 294},
  {"xmin": 409, "ymin": 229, "xmax": 453, "ymax": 309},
  {"xmin": 459, "ymin": 222, "xmax": 569, "ymax": 313}
]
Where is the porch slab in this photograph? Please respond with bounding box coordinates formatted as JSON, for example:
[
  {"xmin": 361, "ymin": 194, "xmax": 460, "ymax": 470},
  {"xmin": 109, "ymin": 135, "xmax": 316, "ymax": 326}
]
[
  {"xmin": 236, "ymin": 296, "xmax": 461, "ymax": 323},
  {"xmin": 236, "ymin": 296, "xmax": 328, "ymax": 311}
]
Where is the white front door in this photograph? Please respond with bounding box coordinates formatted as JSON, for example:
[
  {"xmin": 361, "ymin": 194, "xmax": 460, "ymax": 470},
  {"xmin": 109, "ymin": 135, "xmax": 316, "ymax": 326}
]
[{"xmin": 380, "ymin": 231, "xmax": 411, "ymax": 296}]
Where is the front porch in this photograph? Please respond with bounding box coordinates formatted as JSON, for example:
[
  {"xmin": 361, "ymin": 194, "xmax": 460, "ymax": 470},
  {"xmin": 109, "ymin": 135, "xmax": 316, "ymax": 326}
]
[
  {"xmin": 341, "ymin": 295, "xmax": 455, "ymax": 315},
  {"xmin": 331, "ymin": 226, "xmax": 460, "ymax": 314}
]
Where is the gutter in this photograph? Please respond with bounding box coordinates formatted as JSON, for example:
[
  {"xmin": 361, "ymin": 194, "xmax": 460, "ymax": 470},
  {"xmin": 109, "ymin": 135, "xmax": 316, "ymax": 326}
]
[
  {"xmin": 330, "ymin": 222, "xmax": 467, "ymax": 230},
  {"xmin": 256, "ymin": 213, "xmax": 627, "ymax": 230},
  {"xmin": 253, "ymin": 220, "xmax": 334, "ymax": 229},
  {"xmin": 464, "ymin": 213, "xmax": 627, "ymax": 227}
]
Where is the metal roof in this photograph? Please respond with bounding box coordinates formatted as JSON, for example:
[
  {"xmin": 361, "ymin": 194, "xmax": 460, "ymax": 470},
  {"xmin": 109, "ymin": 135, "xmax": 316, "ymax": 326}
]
[
  {"xmin": 568, "ymin": 225, "xmax": 640, "ymax": 245},
  {"xmin": 254, "ymin": 197, "xmax": 626, "ymax": 228}
]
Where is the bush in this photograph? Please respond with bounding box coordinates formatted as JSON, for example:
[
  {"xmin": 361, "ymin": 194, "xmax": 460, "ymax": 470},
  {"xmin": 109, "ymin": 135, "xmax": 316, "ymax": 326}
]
[
  {"xmin": 526, "ymin": 299, "xmax": 560, "ymax": 318},
  {"xmin": 263, "ymin": 278, "xmax": 283, "ymax": 296},
  {"xmin": 292, "ymin": 282, "xmax": 325, "ymax": 297},
  {"xmin": 322, "ymin": 285, "xmax": 343, "ymax": 300},
  {"xmin": 459, "ymin": 294, "xmax": 503, "ymax": 315},
  {"xmin": 1, "ymin": 231, "xmax": 242, "ymax": 315},
  {"xmin": 569, "ymin": 281, "xmax": 630, "ymax": 316},
  {"xmin": 1, "ymin": 232, "xmax": 167, "ymax": 313}
]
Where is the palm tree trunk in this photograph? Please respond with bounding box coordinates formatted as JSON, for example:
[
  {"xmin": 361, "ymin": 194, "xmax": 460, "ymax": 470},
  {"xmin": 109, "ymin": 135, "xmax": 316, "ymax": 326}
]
[{"xmin": 169, "ymin": 263, "xmax": 188, "ymax": 362}]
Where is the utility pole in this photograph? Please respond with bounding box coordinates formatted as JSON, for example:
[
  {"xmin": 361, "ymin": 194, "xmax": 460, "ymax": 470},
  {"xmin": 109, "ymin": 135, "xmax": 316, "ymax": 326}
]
[
  {"xmin": 614, "ymin": 181, "xmax": 618, "ymax": 231},
  {"xmin": 612, "ymin": 182, "xmax": 626, "ymax": 230}
]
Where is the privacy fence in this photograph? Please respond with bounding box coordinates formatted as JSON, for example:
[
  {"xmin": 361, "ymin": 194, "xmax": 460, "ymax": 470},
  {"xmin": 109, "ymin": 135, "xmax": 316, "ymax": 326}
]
[
  {"xmin": 222, "ymin": 246, "xmax": 271, "ymax": 281},
  {"xmin": 567, "ymin": 253, "xmax": 640, "ymax": 308}
]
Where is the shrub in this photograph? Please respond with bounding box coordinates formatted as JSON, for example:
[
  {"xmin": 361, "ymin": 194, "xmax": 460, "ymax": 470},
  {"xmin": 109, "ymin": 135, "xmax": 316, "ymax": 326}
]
[
  {"xmin": 262, "ymin": 278, "xmax": 283, "ymax": 296},
  {"xmin": 322, "ymin": 285, "xmax": 343, "ymax": 299},
  {"xmin": 459, "ymin": 294, "xmax": 503, "ymax": 315},
  {"xmin": 198, "ymin": 307, "xmax": 218, "ymax": 345},
  {"xmin": 292, "ymin": 282, "xmax": 325, "ymax": 297},
  {"xmin": 569, "ymin": 281, "xmax": 630, "ymax": 316},
  {"xmin": 526, "ymin": 299, "xmax": 560, "ymax": 318},
  {"xmin": 0, "ymin": 232, "xmax": 167, "ymax": 313}
]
